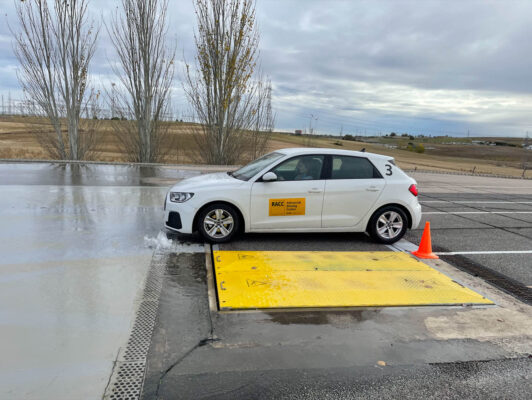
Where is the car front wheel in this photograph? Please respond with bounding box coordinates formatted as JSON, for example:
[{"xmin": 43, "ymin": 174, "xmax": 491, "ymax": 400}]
[
  {"xmin": 197, "ymin": 203, "xmax": 240, "ymax": 243},
  {"xmin": 368, "ymin": 206, "xmax": 408, "ymax": 244}
]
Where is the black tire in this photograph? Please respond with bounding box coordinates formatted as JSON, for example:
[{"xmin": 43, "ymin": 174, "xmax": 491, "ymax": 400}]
[
  {"xmin": 197, "ymin": 203, "xmax": 240, "ymax": 243},
  {"xmin": 368, "ymin": 206, "xmax": 408, "ymax": 244}
]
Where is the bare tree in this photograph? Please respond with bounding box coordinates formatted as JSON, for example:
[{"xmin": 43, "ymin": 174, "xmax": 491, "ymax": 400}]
[
  {"xmin": 12, "ymin": 0, "xmax": 99, "ymax": 160},
  {"xmin": 108, "ymin": 0, "xmax": 176, "ymax": 163},
  {"xmin": 185, "ymin": 0, "xmax": 273, "ymax": 165},
  {"xmin": 249, "ymin": 77, "xmax": 274, "ymax": 160},
  {"xmin": 12, "ymin": 0, "xmax": 65, "ymax": 159}
]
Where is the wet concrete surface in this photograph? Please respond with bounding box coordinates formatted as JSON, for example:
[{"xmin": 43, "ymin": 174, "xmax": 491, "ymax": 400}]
[
  {"xmin": 0, "ymin": 161, "xmax": 229, "ymax": 187},
  {"xmin": 0, "ymin": 163, "xmax": 187, "ymax": 399}
]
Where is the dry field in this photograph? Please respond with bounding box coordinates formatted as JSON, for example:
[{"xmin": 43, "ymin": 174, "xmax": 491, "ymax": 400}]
[
  {"xmin": 0, "ymin": 115, "xmax": 529, "ymax": 178},
  {"xmin": 272, "ymin": 133, "xmax": 531, "ymax": 178}
]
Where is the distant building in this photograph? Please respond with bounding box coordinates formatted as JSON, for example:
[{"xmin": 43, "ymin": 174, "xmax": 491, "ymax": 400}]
[{"xmin": 294, "ymin": 129, "xmax": 302, "ymax": 135}]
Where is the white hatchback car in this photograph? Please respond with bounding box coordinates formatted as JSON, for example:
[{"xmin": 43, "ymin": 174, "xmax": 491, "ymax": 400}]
[{"xmin": 164, "ymin": 148, "xmax": 421, "ymax": 243}]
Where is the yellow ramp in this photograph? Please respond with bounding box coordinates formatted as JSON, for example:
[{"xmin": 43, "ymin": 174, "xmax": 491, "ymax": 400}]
[{"xmin": 213, "ymin": 251, "xmax": 493, "ymax": 310}]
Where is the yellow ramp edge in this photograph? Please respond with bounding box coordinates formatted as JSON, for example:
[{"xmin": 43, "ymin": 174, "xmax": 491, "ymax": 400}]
[
  {"xmin": 213, "ymin": 251, "xmax": 493, "ymax": 310},
  {"xmin": 213, "ymin": 251, "xmax": 432, "ymax": 272}
]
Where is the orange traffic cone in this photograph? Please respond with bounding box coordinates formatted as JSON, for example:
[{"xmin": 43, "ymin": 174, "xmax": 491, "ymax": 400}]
[{"xmin": 412, "ymin": 221, "xmax": 439, "ymax": 259}]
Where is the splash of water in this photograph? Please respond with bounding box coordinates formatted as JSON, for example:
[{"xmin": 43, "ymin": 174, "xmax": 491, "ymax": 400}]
[{"xmin": 144, "ymin": 231, "xmax": 173, "ymax": 249}]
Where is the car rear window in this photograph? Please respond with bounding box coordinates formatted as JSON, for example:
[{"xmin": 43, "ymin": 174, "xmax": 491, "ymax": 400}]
[{"xmin": 330, "ymin": 156, "xmax": 382, "ymax": 179}]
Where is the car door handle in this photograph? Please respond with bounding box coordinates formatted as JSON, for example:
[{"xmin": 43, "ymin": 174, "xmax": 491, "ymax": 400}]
[
  {"xmin": 366, "ymin": 186, "xmax": 380, "ymax": 192},
  {"xmin": 308, "ymin": 188, "xmax": 322, "ymax": 193}
]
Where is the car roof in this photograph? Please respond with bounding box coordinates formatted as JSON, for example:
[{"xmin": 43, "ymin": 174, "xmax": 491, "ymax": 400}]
[{"xmin": 275, "ymin": 147, "xmax": 393, "ymax": 160}]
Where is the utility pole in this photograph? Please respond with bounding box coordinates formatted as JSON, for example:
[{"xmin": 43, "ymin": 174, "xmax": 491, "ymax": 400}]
[
  {"xmin": 307, "ymin": 114, "xmax": 318, "ymax": 146},
  {"xmin": 308, "ymin": 114, "xmax": 318, "ymax": 135},
  {"xmin": 523, "ymin": 131, "xmax": 529, "ymax": 177}
]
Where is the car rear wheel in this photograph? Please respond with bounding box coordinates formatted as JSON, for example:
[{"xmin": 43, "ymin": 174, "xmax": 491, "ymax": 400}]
[
  {"xmin": 368, "ymin": 206, "xmax": 407, "ymax": 244},
  {"xmin": 197, "ymin": 203, "xmax": 240, "ymax": 243}
]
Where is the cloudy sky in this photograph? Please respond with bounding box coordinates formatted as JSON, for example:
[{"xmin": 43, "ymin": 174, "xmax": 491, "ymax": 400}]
[{"xmin": 1, "ymin": 0, "xmax": 532, "ymax": 137}]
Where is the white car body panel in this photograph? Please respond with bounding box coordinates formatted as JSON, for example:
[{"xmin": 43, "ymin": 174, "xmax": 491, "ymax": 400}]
[
  {"xmin": 250, "ymin": 180, "xmax": 325, "ymax": 229},
  {"xmin": 164, "ymin": 148, "xmax": 421, "ymax": 236},
  {"xmin": 322, "ymin": 178, "xmax": 385, "ymax": 228}
]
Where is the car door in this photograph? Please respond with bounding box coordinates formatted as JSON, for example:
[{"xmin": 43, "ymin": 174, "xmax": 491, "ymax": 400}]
[
  {"xmin": 250, "ymin": 155, "xmax": 326, "ymax": 229},
  {"xmin": 322, "ymin": 155, "xmax": 385, "ymax": 228}
]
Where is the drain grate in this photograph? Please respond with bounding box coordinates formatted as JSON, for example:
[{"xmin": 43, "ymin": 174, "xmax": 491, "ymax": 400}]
[
  {"xmin": 107, "ymin": 361, "xmax": 146, "ymax": 400},
  {"xmin": 123, "ymin": 301, "xmax": 159, "ymax": 361},
  {"xmin": 103, "ymin": 250, "xmax": 167, "ymax": 400}
]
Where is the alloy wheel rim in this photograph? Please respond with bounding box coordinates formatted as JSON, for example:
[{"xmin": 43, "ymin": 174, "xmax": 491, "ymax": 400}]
[
  {"xmin": 203, "ymin": 209, "xmax": 234, "ymax": 238},
  {"xmin": 376, "ymin": 211, "xmax": 403, "ymax": 239}
]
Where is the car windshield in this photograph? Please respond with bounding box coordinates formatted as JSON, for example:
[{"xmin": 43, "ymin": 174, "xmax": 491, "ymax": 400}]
[{"xmin": 230, "ymin": 152, "xmax": 285, "ymax": 181}]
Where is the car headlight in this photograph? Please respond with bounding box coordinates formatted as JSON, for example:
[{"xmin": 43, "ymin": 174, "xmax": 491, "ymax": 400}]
[{"xmin": 169, "ymin": 192, "xmax": 194, "ymax": 203}]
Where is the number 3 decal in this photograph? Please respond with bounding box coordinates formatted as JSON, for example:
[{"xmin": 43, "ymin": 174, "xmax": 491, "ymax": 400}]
[{"xmin": 385, "ymin": 164, "xmax": 393, "ymax": 176}]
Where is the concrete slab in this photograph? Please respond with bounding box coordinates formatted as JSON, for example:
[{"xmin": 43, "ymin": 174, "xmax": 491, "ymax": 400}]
[
  {"xmin": 0, "ymin": 162, "xmax": 220, "ymax": 186},
  {"xmin": 0, "ymin": 183, "xmax": 167, "ymax": 399}
]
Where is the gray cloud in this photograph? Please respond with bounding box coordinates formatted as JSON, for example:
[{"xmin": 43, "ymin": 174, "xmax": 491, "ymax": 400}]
[{"xmin": 1, "ymin": 0, "xmax": 531, "ymax": 136}]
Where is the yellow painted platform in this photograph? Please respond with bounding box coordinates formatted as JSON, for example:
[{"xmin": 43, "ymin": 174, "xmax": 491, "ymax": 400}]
[{"xmin": 213, "ymin": 251, "xmax": 493, "ymax": 310}]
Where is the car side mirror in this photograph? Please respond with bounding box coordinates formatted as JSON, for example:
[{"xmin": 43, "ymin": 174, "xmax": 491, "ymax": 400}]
[{"xmin": 262, "ymin": 172, "xmax": 277, "ymax": 182}]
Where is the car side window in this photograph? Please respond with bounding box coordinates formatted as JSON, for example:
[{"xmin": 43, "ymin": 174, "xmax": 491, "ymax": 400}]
[
  {"xmin": 271, "ymin": 155, "xmax": 325, "ymax": 181},
  {"xmin": 331, "ymin": 156, "xmax": 382, "ymax": 179}
]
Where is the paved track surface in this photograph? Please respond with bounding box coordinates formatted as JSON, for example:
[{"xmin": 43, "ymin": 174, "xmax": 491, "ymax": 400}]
[
  {"xmin": 1, "ymin": 162, "xmax": 530, "ymax": 399},
  {"xmin": 144, "ymin": 169, "xmax": 532, "ymax": 399},
  {"xmin": 409, "ymin": 172, "xmax": 532, "ymax": 293}
]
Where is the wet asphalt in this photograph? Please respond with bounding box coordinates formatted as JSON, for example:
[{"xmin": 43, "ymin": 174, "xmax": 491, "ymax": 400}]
[
  {"xmin": 0, "ymin": 162, "xmax": 531, "ymax": 399},
  {"xmin": 143, "ymin": 252, "xmax": 530, "ymax": 399}
]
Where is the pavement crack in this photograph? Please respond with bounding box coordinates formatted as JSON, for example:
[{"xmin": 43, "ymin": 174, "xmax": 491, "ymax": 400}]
[{"xmin": 155, "ymin": 337, "xmax": 221, "ymax": 399}]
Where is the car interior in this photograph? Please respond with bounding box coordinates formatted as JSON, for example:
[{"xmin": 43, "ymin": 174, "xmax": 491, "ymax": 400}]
[{"xmin": 272, "ymin": 156, "xmax": 324, "ymax": 181}]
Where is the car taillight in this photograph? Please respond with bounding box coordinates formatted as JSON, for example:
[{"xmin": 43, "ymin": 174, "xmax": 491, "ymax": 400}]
[{"xmin": 409, "ymin": 184, "xmax": 418, "ymax": 196}]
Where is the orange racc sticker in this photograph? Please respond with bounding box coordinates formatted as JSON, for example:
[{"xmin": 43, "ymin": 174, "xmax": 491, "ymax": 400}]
[{"xmin": 269, "ymin": 198, "xmax": 306, "ymax": 216}]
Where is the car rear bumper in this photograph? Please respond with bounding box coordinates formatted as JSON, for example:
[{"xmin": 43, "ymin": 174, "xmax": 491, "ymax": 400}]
[{"xmin": 410, "ymin": 201, "xmax": 422, "ymax": 229}]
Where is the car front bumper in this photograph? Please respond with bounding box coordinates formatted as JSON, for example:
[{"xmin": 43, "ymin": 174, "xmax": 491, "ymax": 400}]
[{"xmin": 164, "ymin": 196, "xmax": 196, "ymax": 234}]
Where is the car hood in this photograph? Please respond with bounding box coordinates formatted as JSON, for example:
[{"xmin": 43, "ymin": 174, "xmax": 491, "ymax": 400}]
[{"xmin": 169, "ymin": 172, "xmax": 244, "ymax": 191}]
